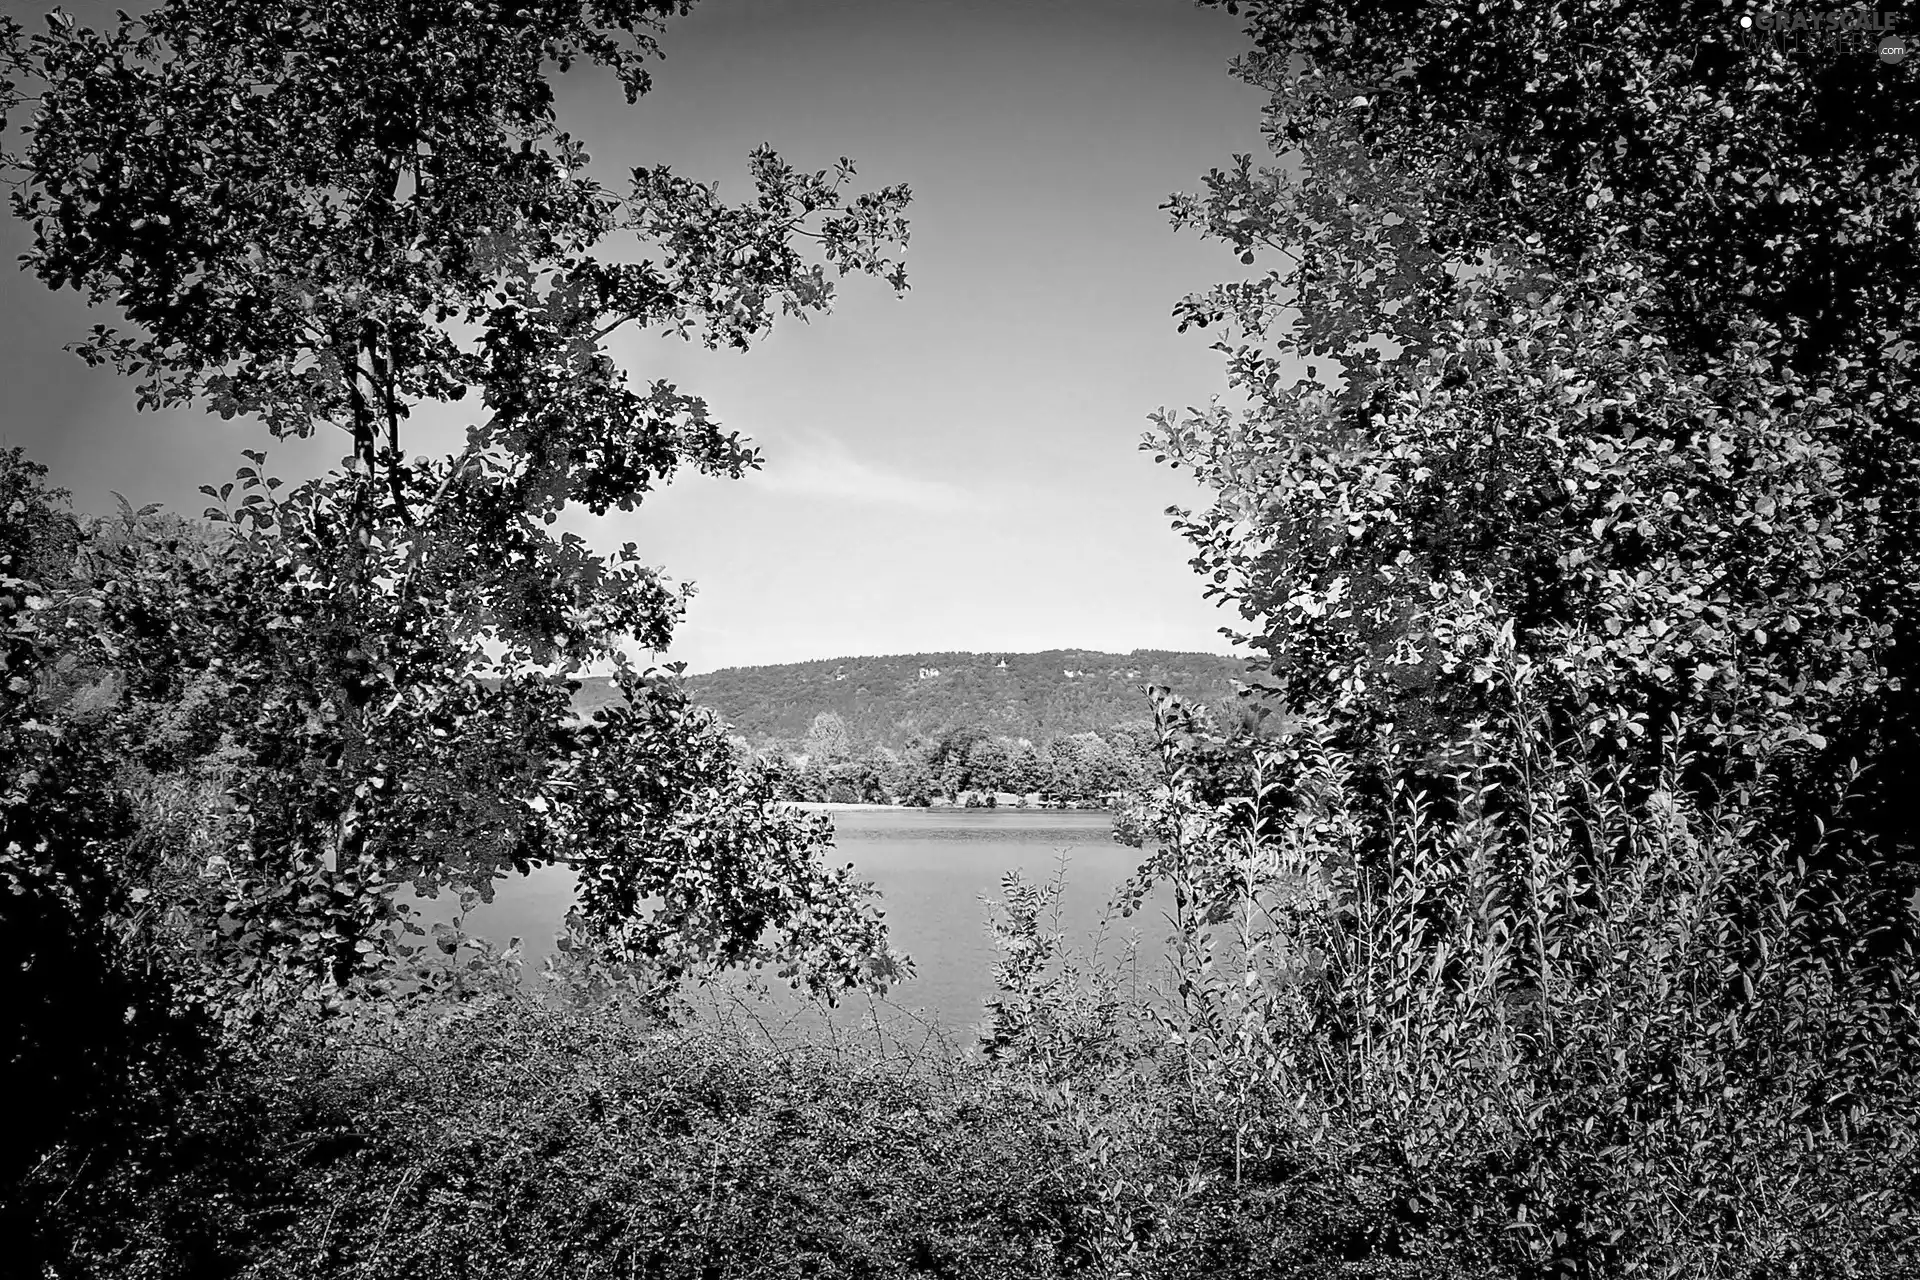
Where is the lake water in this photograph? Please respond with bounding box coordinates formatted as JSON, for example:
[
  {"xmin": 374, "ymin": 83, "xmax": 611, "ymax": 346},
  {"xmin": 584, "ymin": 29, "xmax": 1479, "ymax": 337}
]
[{"xmin": 456, "ymin": 808, "xmax": 1174, "ymax": 1038}]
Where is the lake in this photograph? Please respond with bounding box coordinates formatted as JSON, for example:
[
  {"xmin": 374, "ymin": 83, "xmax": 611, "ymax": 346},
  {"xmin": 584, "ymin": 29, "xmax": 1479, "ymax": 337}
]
[{"xmin": 455, "ymin": 807, "xmax": 1175, "ymax": 1039}]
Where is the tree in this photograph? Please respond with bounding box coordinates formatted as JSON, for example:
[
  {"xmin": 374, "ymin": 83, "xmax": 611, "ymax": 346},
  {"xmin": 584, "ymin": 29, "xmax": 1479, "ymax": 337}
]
[
  {"xmin": 1126, "ymin": 8, "xmax": 1920, "ymax": 1268},
  {"xmin": 918, "ymin": 724, "xmax": 985, "ymax": 798},
  {"xmin": 3, "ymin": 0, "xmax": 912, "ymax": 1006},
  {"xmin": 1040, "ymin": 732, "xmax": 1117, "ymax": 805},
  {"xmin": 1153, "ymin": 2, "xmax": 1920, "ymax": 888},
  {"xmin": 803, "ymin": 710, "xmax": 853, "ymax": 766},
  {"xmin": 1004, "ymin": 739, "xmax": 1045, "ymax": 796},
  {"xmin": 881, "ymin": 747, "xmax": 936, "ymax": 807},
  {"xmin": 964, "ymin": 735, "xmax": 1013, "ymax": 795}
]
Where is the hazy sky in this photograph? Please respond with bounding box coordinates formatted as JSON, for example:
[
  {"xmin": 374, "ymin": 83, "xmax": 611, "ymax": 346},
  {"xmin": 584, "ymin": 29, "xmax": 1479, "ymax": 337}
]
[{"xmin": 0, "ymin": 0, "xmax": 1278, "ymax": 672}]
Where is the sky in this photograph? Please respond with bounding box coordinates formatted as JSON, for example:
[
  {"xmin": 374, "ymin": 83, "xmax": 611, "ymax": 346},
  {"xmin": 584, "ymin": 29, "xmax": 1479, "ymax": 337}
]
[{"xmin": 0, "ymin": 0, "xmax": 1279, "ymax": 673}]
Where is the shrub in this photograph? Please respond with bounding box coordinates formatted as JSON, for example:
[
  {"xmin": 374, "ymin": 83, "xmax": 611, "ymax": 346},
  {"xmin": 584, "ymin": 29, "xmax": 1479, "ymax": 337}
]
[
  {"xmin": 50, "ymin": 979, "xmax": 1107, "ymax": 1280},
  {"xmin": 1121, "ymin": 654, "xmax": 1920, "ymax": 1278}
]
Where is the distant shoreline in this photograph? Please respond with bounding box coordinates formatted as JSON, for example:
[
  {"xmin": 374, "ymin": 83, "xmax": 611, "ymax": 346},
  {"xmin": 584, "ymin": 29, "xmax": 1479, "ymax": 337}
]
[{"xmin": 777, "ymin": 800, "xmax": 1112, "ymax": 814}]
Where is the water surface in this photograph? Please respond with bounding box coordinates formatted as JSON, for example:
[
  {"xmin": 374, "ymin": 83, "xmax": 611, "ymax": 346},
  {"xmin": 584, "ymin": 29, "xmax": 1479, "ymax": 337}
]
[{"xmin": 457, "ymin": 807, "xmax": 1173, "ymax": 1035}]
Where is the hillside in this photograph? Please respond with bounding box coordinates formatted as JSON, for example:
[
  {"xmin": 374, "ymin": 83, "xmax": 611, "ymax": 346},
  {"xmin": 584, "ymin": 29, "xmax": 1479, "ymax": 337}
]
[{"xmin": 574, "ymin": 650, "xmax": 1251, "ymax": 748}]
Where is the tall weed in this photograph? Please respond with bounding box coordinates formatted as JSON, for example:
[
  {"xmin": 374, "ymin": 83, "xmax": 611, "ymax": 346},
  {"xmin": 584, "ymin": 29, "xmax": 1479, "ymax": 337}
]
[{"xmin": 1111, "ymin": 648, "xmax": 1920, "ymax": 1277}]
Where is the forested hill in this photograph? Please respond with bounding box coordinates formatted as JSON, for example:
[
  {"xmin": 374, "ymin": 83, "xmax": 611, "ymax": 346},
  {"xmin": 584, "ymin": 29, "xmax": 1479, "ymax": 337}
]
[{"xmin": 578, "ymin": 650, "xmax": 1250, "ymax": 748}]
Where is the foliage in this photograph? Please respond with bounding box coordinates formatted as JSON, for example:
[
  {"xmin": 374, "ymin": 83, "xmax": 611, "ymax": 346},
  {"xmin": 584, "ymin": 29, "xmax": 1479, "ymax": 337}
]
[
  {"xmin": 2, "ymin": 0, "xmax": 915, "ymax": 1006},
  {"xmin": 978, "ymin": 861, "xmax": 1186, "ymax": 1273},
  {"xmin": 1, "ymin": 450, "xmax": 219, "ymax": 1273},
  {"xmin": 1154, "ymin": 277, "xmax": 1890, "ymax": 787},
  {"xmin": 804, "ymin": 709, "xmax": 855, "ymax": 763},
  {"xmin": 8, "ymin": 0, "xmax": 911, "ymax": 701},
  {"xmin": 16, "ymin": 0, "xmax": 910, "ymax": 466},
  {"xmin": 773, "ymin": 723, "xmax": 1153, "ymax": 809},
  {"xmin": 12, "ymin": 468, "xmax": 905, "ymax": 1015},
  {"xmin": 641, "ymin": 648, "xmax": 1242, "ymax": 807},
  {"xmin": 1190, "ymin": 0, "xmax": 1919, "ymax": 378},
  {"xmin": 3, "ymin": 0, "xmax": 913, "ymax": 1255},
  {"xmin": 545, "ymin": 679, "xmax": 905, "ymax": 996},
  {"xmin": 1158, "ymin": 0, "xmax": 1920, "ymax": 865},
  {"xmin": 1109, "ymin": 678, "xmax": 1920, "ymax": 1277},
  {"xmin": 1116, "ymin": 9, "xmax": 1920, "ymax": 1268},
  {"xmin": 37, "ymin": 972, "xmax": 1114, "ymax": 1280},
  {"xmin": 980, "ymin": 859, "xmax": 1139, "ymax": 1071}
]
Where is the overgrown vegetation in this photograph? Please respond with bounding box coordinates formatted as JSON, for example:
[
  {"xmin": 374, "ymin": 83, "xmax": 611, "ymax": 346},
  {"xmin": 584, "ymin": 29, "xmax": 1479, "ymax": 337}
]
[
  {"xmin": 30, "ymin": 959, "xmax": 1100, "ymax": 1280},
  {"xmin": 1102, "ymin": 683, "xmax": 1918, "ymax": 1277}
]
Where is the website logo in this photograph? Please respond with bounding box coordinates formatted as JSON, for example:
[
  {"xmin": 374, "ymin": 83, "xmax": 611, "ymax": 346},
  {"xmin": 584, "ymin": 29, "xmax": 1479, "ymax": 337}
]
[{"xmin": 1738, "ymin": 8, "xmax": 1907, "ymax": 59}]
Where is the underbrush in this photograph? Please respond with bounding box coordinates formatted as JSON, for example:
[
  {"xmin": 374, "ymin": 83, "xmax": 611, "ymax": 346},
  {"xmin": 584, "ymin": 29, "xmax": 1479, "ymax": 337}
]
[
  {"xmin": 1065, "ymin": 674, "xmax": 1920, "ymax": 1280},
  {"xmin": 34, "ymin": 974, "xmax": 1108, "ymax": 1280},
  {"xmin": 24, "ymin": 843, "xmax": 1920, "ymax": 1280}
]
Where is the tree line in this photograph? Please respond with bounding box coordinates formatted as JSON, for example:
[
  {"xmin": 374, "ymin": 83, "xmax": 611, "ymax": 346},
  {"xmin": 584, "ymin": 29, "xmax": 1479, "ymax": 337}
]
[{"xmin": 766, "ymin": 711, "xmax": 1159, "ymax": 807}]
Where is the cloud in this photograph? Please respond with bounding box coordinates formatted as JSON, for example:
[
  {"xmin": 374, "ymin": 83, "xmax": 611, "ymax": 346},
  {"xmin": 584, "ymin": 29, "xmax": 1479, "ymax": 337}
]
[{"xmin": 746, "ymin": 432, "xmax": 983, "ymax": 513}]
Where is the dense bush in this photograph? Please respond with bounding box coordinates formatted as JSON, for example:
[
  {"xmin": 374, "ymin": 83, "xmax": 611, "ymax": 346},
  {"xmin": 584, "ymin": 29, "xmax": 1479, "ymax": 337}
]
[
  {"xmin": 35, "ymin": 965, "xmax": 1114, "ymax": 1280},
  {"xmin": 2, "ymin": 451, "xmax": 224, "ymax": 1274},
  {"xmin": 1094, "ymin": 680, "xmax": 1920, "ymax": 1277}
]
